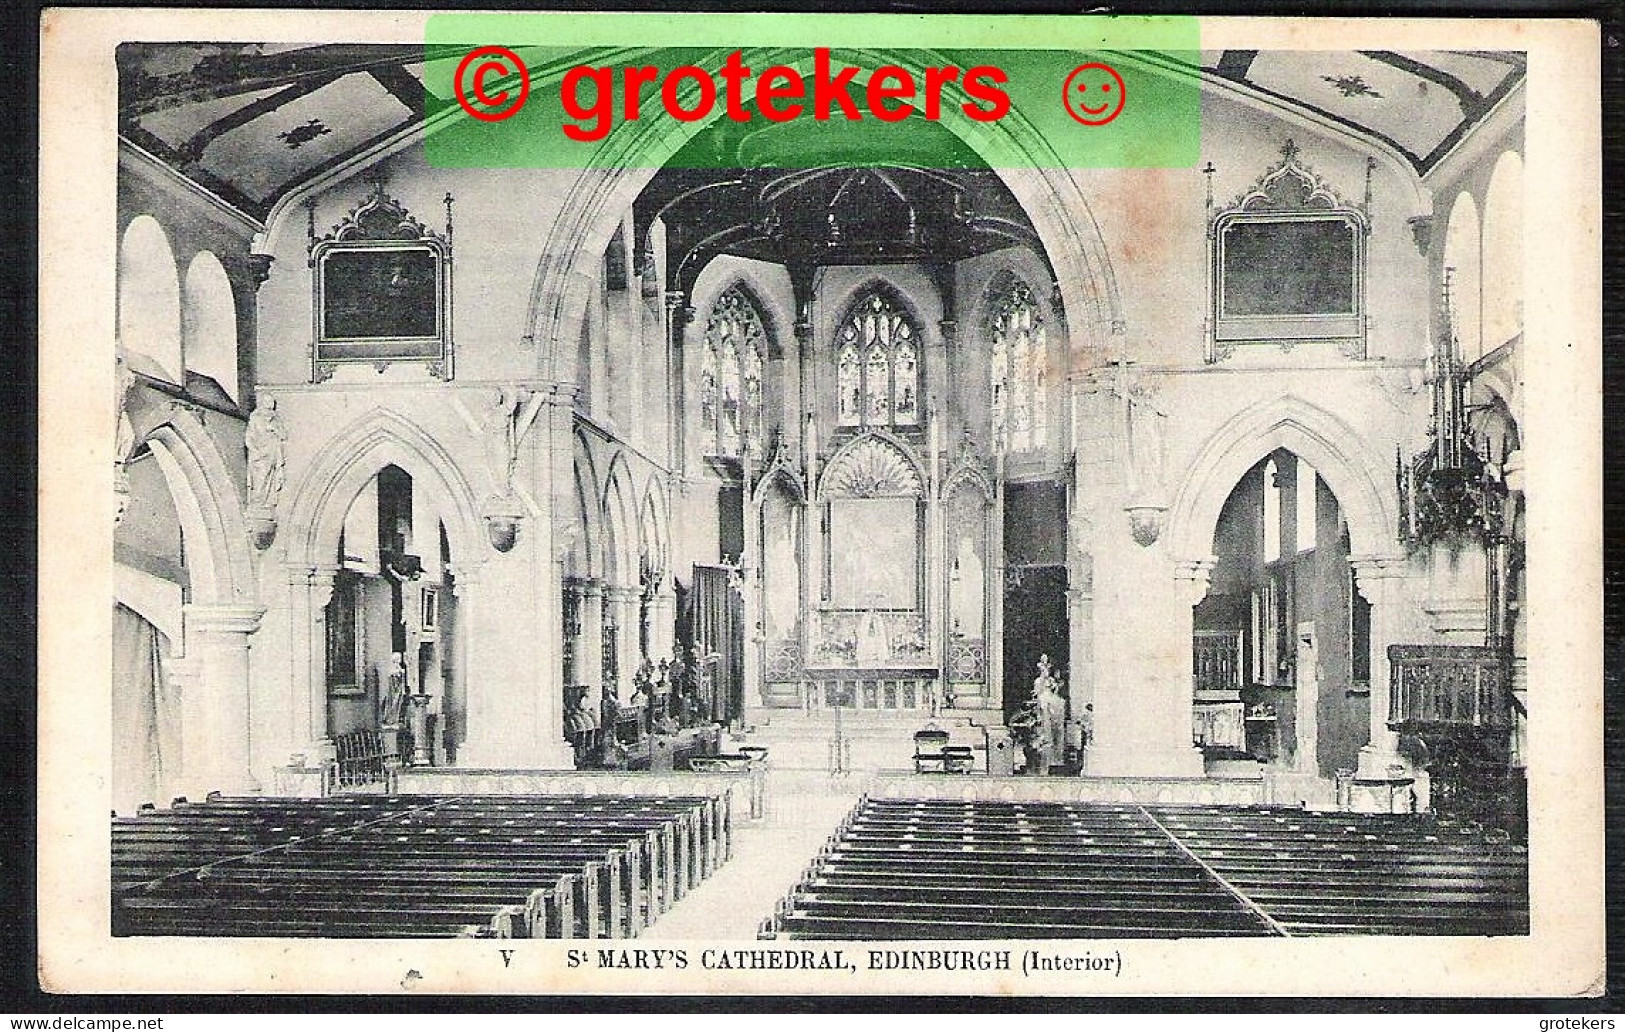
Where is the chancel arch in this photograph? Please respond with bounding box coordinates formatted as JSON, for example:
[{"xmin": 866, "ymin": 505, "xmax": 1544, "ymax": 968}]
[{"xmin": 518, "ymin": 49, "xmax": 1122, "ymax": 386}]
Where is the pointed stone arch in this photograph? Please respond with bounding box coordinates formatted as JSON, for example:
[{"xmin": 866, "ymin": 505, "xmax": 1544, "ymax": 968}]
[
  {"xmin": 824, "ymin": 275, "xmax": 932, "ymax": 344},
  {"xmin": 566, "ymin": 427, "xmax": 602, "ymax": 580},
  {"xmin": 521, "ymin": 46, "xmax": 1123, "ymax": 385},
  {"xmin": 753, "ymin": 465, "xmax": 807, "ymax": 508},
  {"xmin": 122, "ymin": 404, "xmax": 262, "ymax": 794},
  {"xmin": 816, "ymin": 429, "xmax": 927, "ymax": 501},
  {"xmin": 132, "ymin": 404, "xmax": 257, "ymax": 605},
  {"xmin": 283, "ymin": 407, "xmax": 484, "ymax": 572},
  {"xmin": 941, "ymin": 456, "xmax": 997, "ymax": 504},
  {"xmin": 639, "ymin": 475, "xmax": 670, "ymax": 581},
  {"xmin": 599, "ymin": 451, "xmax": 639, "ymax": 587},
  {"xmin": 1165, "ymin": 395, "xmax": 1396, "ymax": 564}
]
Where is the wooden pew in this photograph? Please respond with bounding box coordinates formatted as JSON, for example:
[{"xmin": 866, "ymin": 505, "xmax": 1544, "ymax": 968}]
[
  {"xmin": 762, "ymin": 796, "xmax": 1527, "ymax": 940},
  {"xmin": 112, "ymin": 793, "xmax": 731, "ymax": 940}
]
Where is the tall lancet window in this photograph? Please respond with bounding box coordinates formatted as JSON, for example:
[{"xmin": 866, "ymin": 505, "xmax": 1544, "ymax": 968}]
[
  {"xmin": 990, "ymin": 281, "xmax": 1047, "ymax": 452},
  {"xmin": 835, "ymin": 291, "xmax": 920, "ymax": 428},
  {"xmin": 701, "ymin": 286, "xmax": 767, "ymax": 457}
]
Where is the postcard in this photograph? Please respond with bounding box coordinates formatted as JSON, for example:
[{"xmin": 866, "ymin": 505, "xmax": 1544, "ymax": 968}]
[{"xmin": 38, "ymin": 9, "xmax": 1603, "ymax": 996}]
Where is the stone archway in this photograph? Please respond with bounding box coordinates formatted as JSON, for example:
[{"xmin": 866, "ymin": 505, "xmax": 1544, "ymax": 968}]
[
  {"xmin": 1159, "ymin": 395, "xmax": 1410, "ymax": 780},
  {"xmin": 280, "ymin": 408, "xmax": 508, "ymax": 764},
  {"xmin": 127, "ymin": 406, "xmax": 261, "ymax": 796},
  {"xmin": 520, "ymin": 47, "xmax": 1125, "ymax": 388},
  {"xmin": 1166, "ymin": 395, "xmax": 1395, "ymax": 564}
]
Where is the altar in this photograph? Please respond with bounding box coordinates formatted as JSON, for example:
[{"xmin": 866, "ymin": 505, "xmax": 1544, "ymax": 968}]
[{"xmin": 745, "ymin": 427, "xmax": 1002, "ymax": 725}]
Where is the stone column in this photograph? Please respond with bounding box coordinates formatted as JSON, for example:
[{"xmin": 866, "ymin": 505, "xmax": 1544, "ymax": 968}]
[
  {"xmin": 181, "ymin": 603, "xmax": 266, "ymax": 796},
  {"xmin": 665, "ymin": 291, "xmax": 694, "ymax": 476},
  {"xmin": 457, "ymin": 556, "xmax": 576, "ymax": 770},
  {"xmin": 1350, "ymin": 554, "xmax": 1411, "ymax": 778},
  {"xmin": 652, "ymin": 585, "xmax": 677, "ymax": 663},
  {"xmin": 1084, "ymin": 554, "xmax": 1209, "ymax": 778},
  {"xmin": 1065, "ymin": 583, "xmax": 1093, "ymax": 730},
  {"xmin": 287, "ymin": 563, "xmax": 338, "ymax": 765},
  {"xmin": 606, "ymin": 585, "xmax": 641, "ymax": 703}
]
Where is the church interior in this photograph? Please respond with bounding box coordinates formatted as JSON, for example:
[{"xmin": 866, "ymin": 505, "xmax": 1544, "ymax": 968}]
[{"xmin": 109, "ymin": 43, "xmax": 1531, "ymax": 939}]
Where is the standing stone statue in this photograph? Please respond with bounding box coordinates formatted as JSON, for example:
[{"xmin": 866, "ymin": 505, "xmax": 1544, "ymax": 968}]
[
  {"xmin": 479, "ymin": 386, "xmax": 523, "ymax": 494},
  {"xmin": 245, "ymin": 395, "xmax": 288, "ymax": 511},
  {"xmin": 1033, "ymin": 654, "xmax": 1068, "ymax": 774}
]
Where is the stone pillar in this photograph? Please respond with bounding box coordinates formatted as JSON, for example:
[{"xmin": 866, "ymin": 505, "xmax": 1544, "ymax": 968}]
[
  {"xmin": 181, "ymin": 603, "xmax": 266, "ymax": 796},
  {"xmin": 287, "ymin": 564, "xmax": 338, "ymax": 764},
  {"xmin": 1084, "ymin": 554, "xmax": 1208, "ymax": 778},
  {"xmin": 1350, "ymin": 554, "xmax": 1411, "ymax": 778},
  {"xmin": 606, "ymin": 585, "xmax": 641, "ymax": 703},
  {"xmin": 574, "ymin": 579, "xmax": 605, "ymax": 716},
  {"xmin": 457, "ymin": 555, "xmax": 576, "ymax": 769},
  {"xmin": 665, "ymin": 291, "xmax": 694, "ymax": 476},
  {"xmin": 1065, "ymin": 583, "xmax": 1093, "ymax": 730},
  {"xmin": 653, "ymin": 585, "xmax": 677, "ymax": 663}
]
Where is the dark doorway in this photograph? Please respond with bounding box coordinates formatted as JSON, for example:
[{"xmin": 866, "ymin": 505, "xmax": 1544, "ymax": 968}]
[
  {"xmin": 1002, "ymin": 480, "xmax": 1070, "ymax": 722},
  {"xmin": 1002, "ymin": 564, "xmax": 1069, "ymax": 724}
]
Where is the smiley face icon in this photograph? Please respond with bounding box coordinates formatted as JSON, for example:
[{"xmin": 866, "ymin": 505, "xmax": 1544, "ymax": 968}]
[{"xmin": 1063, "ymin": 62, "xmax": 1127, "ymax": 125}]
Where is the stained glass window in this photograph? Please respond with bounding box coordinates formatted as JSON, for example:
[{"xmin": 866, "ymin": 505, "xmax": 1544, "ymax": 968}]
[
  {"xmin": 702, "ymin": 287, "xmax": 768, "ymax": 457},
  {"xmin": 835, "ymin": 291, "xmax": 921, "ymax": 429},
  {"xmin": 990, "ymin": 281, "xmax": 1047, "ymax": 452}
]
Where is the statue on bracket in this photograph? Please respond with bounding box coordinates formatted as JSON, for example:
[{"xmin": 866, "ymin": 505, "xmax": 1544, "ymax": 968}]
[
  {"xmin": 1124, "ymin": 377, "xmax": 1170, "ymax": 547},
  {"xmin": 244, "ymin": 395, "xmax": 288, "ymax": 549},
  {"xmin": 453, "ymin": 385, "xmax": 541, "ymax": 553}
]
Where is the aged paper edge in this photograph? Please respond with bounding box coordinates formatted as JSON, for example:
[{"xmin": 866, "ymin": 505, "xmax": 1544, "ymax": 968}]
[{"xmin": 36, "ymin": 10, "xmax": 1605, "ymax": 997}]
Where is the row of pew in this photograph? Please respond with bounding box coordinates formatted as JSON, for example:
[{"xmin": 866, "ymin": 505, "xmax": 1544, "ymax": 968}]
[
  {"xmin": 762, "ymin": 798, "xmax": 1276, "ymax": 939},
  {"xmin": 1147, "ymin": 805, "xmax": 1528, "ymax": 936},
  {"xmin": 760, "ymin": 797, "xmax": 1528, "ymax": 939},
  {"xmin": 113, "ymin": 792, "xmax": 734, "ymax": 939}
]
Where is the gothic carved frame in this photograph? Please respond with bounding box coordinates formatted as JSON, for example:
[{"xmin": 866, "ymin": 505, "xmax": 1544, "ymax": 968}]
[{"xmin": 1207, "ymin": 140, "xmax": 1371, "ymax": 363}]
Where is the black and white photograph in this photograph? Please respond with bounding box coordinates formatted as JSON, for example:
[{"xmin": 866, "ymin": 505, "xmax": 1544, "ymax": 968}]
[{"xmin": 36, "ymin": 10, "xmax": 1604, "ymax": 997}]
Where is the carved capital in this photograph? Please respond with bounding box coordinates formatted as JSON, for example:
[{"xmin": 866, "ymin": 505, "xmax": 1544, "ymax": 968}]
[
  {"xmin": 245, "ymin": 252, "xmax": 275, "ymax": 288},
  {"xmin": 1406, "ymin": 215, "xmax": 1433, "ymax": 256},
  {"xmin": 1173, "ymin": 556, "xmax": 1220, "ymax": 606},
  {"xmin": 183, "ymin": 603, "xmax": 266, "ymax": 636},
  {"xmin": 664, "ymin": 290, "xmax": 694, "ymax": 325},
  {"xmin": 1348, "ymin": 553, "xmax": 1408, "ymax": 604}
]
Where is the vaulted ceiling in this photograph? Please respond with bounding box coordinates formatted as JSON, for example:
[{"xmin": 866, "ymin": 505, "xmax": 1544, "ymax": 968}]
[{"xmin": 119, "ymin": 43, "xmax": 1525, "ymax": 225}]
